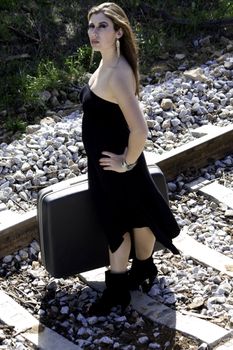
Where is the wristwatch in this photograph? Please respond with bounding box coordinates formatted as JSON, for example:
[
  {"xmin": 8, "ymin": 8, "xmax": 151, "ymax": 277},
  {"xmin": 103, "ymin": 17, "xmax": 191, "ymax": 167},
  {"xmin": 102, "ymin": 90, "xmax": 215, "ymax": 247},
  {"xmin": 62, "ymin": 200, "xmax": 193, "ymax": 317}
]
[{"xmin": 121, "ymin": 160, "xmax": 137, "ymax": 171}]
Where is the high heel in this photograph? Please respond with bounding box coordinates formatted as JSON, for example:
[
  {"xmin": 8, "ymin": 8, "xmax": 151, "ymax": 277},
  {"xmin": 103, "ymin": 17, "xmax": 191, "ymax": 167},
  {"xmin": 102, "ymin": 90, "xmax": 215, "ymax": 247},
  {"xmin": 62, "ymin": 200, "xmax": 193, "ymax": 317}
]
[
  {"xmin": 88, "ymin": 270, "xmax": 131, "ymax": 316},
  {"xmin": 128, "ymin": 256, "xmax": 158, "ymax": 292}
]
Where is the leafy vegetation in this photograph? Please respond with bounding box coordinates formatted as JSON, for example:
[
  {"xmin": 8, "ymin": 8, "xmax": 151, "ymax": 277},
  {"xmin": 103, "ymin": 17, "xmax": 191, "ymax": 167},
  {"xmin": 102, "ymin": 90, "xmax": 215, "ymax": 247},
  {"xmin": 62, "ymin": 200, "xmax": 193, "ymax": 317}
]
[
  {"xmin": 4, "ymin": 117, "xmax": 27, "ymax": 134},
  {"xmin": 0, "ymin": 0, "xmax": 233, "ymax": 131}
]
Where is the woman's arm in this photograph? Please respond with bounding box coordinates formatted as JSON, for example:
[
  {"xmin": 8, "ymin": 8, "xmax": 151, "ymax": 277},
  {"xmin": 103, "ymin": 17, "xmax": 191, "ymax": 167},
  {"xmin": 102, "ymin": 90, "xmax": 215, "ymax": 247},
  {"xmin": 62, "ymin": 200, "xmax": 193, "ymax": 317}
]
[
  {"xmin": 99, "ymin": 67, "xmax": 148, "ymax": 172},
  {"xmin": 113, "ymin": 70, "xmax": 148, "ymax": 164}
]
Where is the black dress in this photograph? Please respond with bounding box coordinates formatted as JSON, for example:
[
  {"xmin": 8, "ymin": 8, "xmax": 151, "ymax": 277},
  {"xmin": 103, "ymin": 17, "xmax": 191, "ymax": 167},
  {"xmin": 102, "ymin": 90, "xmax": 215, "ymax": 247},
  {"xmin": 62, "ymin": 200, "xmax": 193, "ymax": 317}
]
[{"xmin": 80, "ymin": 84, "xmax": 180, "ymax": 254}]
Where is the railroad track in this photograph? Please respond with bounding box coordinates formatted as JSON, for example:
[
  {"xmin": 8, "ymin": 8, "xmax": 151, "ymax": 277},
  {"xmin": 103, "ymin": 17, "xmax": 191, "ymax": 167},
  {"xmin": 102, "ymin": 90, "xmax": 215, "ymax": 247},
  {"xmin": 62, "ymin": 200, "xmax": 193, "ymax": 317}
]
[
  {"xmin": 0, "ymin": 124, "xmax": 232, "ymax": 349},
  {"xmin": 0, "ymin": 124, "xmax": 233, "ymax": 259}
]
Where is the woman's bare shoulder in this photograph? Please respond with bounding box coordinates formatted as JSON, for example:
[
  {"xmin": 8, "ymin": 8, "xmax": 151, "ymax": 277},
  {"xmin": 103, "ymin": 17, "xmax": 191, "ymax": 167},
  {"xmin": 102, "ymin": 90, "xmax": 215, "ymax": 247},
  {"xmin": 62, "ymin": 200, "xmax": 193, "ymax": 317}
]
[
  {"xmin": 111, "ymin": 57, "xmax": 135, "ymax": 91},
  {"xmin": 88, "ymin": 67, "xmax": 100, "ymax": 86},
  {"xmin": 118, "ymin": 57, "xmax": 134, "ymax": 76}
]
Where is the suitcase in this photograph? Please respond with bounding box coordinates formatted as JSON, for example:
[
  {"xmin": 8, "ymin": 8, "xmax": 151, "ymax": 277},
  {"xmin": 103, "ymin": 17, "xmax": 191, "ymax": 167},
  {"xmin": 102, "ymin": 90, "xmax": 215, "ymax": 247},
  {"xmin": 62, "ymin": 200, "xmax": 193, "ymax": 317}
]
[{"xmin": 37, "ymin": 165, "xmax": 168, "ymax": 278}]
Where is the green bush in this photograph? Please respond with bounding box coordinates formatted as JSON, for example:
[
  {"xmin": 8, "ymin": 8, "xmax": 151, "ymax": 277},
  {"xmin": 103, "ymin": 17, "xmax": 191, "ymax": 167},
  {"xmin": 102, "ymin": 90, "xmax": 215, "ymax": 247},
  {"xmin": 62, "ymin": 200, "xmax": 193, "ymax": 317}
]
[
  {"xmin": 23, "ymin": 61, "xmax": 62, "ymax": 103},
  {"xmin": 4, "ymin": 117, "xmax": 26, "ymax": 133},
  {"xmin": 21, "ymin": 43, "xmax": 99, "ymax": 105}
]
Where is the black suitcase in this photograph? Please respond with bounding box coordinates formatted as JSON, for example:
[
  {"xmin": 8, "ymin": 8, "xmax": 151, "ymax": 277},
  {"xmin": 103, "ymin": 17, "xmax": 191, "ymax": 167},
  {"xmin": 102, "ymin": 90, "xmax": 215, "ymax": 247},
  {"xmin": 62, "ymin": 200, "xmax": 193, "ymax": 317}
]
[{"xmin": 37, "ymin": 165, "xmax": 168, "ymax": 278}]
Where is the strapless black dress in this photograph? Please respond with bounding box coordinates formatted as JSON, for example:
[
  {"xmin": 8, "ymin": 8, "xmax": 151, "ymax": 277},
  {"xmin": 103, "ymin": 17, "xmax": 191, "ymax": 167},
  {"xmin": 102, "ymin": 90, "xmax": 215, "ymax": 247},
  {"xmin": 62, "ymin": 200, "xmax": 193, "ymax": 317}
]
[{"xmin": 80, "ymin": 84, "xmax": 180, "ymax": 254}]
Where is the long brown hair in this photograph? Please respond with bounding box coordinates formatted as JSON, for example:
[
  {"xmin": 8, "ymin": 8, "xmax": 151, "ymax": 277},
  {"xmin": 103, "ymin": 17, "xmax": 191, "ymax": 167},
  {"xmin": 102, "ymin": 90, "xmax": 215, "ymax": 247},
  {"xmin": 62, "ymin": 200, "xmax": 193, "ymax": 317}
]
[{"xmin": 88, "ymin": 2, "xmax": 140, "ymax": 95}]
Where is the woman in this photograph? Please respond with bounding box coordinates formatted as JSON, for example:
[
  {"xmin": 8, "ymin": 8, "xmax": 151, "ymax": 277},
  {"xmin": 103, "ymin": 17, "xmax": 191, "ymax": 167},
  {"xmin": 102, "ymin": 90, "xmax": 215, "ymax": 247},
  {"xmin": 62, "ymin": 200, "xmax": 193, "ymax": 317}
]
[{"xmin": 80, "ymin": 2, "xmax": 180, "ymax": 316}]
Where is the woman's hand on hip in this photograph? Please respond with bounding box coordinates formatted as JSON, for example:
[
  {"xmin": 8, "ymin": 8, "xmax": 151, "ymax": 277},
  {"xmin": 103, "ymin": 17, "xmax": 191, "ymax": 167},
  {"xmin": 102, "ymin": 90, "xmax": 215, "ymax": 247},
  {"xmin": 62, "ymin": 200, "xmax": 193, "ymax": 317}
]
[{"xmin": 99, "ymin": 150, "xmax": 127, "ymax": 173}]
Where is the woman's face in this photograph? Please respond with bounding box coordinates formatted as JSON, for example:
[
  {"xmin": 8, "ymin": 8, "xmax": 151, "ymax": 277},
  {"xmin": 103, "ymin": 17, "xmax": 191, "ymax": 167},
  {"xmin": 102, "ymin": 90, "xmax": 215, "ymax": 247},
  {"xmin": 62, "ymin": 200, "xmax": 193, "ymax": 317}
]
[{"xmin": 88, "ymin": 12, "xmax": 119, "ymax": 52}]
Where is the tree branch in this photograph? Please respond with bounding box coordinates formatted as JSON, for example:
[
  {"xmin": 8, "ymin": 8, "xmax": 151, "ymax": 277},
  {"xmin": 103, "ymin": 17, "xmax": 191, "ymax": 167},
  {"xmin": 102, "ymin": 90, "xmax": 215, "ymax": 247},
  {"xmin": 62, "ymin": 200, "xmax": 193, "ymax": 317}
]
[
  {"xmin": 0, "ymin": 54, "xmax": 31, "ymax": 62},
  {"xmin": 8, "ymin": 25, "xmax": 40, "ymax": 43}
]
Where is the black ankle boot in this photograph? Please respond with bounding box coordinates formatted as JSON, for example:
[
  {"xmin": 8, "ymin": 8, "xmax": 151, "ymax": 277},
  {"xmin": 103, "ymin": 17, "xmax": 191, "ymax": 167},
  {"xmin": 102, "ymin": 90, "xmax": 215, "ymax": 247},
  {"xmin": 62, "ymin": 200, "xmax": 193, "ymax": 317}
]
[
  {"xmin": 128, "ymin": 256, "xmax": 158, "ymax": 292},
  {"xmin": 88, "ymin": 270, "xmax": 131, "ymax": 316}
]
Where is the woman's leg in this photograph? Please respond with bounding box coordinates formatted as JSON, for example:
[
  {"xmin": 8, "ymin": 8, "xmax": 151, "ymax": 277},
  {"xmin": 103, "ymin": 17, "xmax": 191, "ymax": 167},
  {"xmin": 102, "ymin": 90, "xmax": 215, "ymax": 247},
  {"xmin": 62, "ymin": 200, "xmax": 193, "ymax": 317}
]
[
  {"xmin": 129, "ymin": 227, "xmax": 157, "ymax": 291},
  {"xmin": 88, "ymin": 232, "xmax": 131, "ymax": 316},
  {"xmin": 109, "ymin": 232, "xmax": 131, "ymax": 272},
  {"xmin": 133, "ymin": 227, "xmax": 155, "ymax": 260}
]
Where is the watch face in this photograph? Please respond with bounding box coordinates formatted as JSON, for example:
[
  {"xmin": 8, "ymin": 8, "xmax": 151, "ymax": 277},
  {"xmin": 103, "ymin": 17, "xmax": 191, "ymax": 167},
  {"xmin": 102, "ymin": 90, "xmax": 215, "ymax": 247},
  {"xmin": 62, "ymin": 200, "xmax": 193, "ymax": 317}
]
[{"xmin": 121, "ymin": 160, "xmax": 127, "ymax": 170}]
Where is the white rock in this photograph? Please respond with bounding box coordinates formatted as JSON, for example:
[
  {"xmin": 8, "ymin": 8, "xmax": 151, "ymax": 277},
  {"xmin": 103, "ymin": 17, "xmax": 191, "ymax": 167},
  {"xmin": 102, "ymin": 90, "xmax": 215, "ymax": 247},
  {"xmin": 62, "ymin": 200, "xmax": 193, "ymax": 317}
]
[
  {"xmin": 163, "ymin": 294, "xmax": 177, "ymax": 305},
  {"xmin": 26, "ymin": 125, "xmax": 41, "ymax": 134},
  {"xmin": 99, "ymin": 336, "xmax": 114, "ymax": 344},
  {"xmin": 138, "ymin": 336, "xmax": 149, "ymax": 344},
  {"xmin": 60, "ymin": 306, "xmax": 69, "ymax": 314},
  {"xmin": 148, "ymin": 284, "xmax": 161, "ymax": 297},
  {"xmin": 3, "ymin": 255, "xmax": 13, "ymax": 263},
  {"xmin": 30, "ymin": 241, "xmax": 40, "ymax": 252},
  {"xmin": 14, "ymin": 171, "xmax": 26, "ymax": 182},
  {"xmin": 155, "ymin": 116, "xmax": 163, "ymax": 124},
  {"xmin": 19, "ymin": 249, "xmax": 29, "ymax": 260},
  {"xmin": 149, "ymin": 343, "xmax": 161, "ymax": 349},
  {"xmin": 184, "ymin": 68, "xmax": 208, "ymax": 82},
  {"xmin": 21, "ymin": 162, "xmax": 31, "ymax": 172},
  {"xmin": 224, "ymin": 60, "xmax": 233, "ymax": 69},
  {"xmin": 0, "ymin": 202, "xmax": 7, "ymax": 211},
  {"xmin": 77, "ymin": 327, "xmax": 90, "ymax": 336},
  {"xmin": 161, "ymin": 98, "xmax": 174, "ymax": 111},
  {"xmin": 171, "ymin": 118, "xmax": 181, "ymax": 127},
  {"xmin": 167, "ymin": 182, "xmax": 177, "ymax": 192},
  {"xmin": 162, "ymin": 119, "xmax": 171, "ymax": 129},
  {"xmin": 0, "ymin": 188, "xmax": 13, "ymax": 201},
  {"xmin": 114, "ymin": 315, "xmax": 127, "ymax": 322},
  {"xmin": 19, "ymin": 191, "xmax": 28, "ymax": 201},
  {"xmin": 175, "ymin": 53, "xmax": 186, "ymax": 60},
  {"xmin": 207, "ymin": 296, "xmax": 226, "ymax": 308}
]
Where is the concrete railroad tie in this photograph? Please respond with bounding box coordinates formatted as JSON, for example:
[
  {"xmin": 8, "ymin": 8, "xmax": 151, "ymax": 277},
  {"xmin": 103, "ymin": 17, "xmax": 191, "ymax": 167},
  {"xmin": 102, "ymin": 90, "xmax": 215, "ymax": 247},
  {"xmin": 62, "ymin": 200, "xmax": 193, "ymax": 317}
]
[
  {"xmin": 80, "ymin": 265, "xmax": 233, "ymax": 349},
  {"xmin": 0, "ymin": 290, "xmax": 82, "ymax": 350}
]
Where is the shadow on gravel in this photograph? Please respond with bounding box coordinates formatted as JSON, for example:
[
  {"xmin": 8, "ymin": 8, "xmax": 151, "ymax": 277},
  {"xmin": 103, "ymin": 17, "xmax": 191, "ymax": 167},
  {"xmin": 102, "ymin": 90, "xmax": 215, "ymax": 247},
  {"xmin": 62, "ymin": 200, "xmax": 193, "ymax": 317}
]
[{"xmin": 38, "ymin": 275, "xmax": 179, "ymax": 349}]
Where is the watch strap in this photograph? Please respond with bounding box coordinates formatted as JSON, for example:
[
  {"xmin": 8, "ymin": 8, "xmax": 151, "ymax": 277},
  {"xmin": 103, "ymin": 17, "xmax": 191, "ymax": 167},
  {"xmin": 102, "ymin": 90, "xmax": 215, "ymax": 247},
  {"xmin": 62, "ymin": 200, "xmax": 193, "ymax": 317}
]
[{"xmin": 121, "ymin": 160, "xmax": 137, "ymax": 171}]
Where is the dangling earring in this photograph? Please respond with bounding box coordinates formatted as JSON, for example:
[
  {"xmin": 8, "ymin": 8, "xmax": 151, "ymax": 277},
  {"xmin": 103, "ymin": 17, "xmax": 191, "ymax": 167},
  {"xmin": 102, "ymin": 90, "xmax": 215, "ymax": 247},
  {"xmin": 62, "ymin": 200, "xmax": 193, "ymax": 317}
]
[
  {"xmin": 116, "ymin": 39, "xmax": 120, "ymax": 58},
  {"xmin": 90, "ymin": 49, "xmax": 94, "ymax": 66}
]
